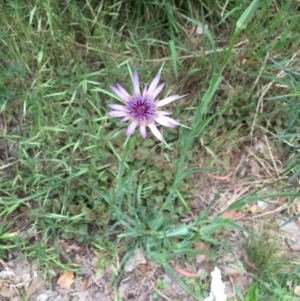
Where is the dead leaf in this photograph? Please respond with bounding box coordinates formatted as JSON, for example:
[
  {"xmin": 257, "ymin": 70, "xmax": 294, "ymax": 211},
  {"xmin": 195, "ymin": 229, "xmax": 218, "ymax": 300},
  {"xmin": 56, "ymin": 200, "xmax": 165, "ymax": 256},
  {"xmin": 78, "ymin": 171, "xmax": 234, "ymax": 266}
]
[
  {"xmin": 73, "ymin": 253, "xmax": 82, "ymax": 265},
  {"xmin": 194, "ymin": 242, "xmax": 207, "ymax": 250},
  {"xmin": 194, "ymin": 242, "xmax": 208, "ymax": 264},
  {"xmin": 28, "ymin": 277, "xmax": 44, "ymax": 297},
  {"xmin": 249, "ymin": 205, "xmax": 263, "ymax": 214},
  {"xmin": 294, "ymin": 285, "xmax": 300, "ymax": 296},
  {"xmin": 175, "ymin": 267, "xmax": 198, "ymax": 278},
  {"xmin": 57, "ymin": 271, "xmax": 74, "ymax": 289},
  {"xmin": 221, "ymin": 210, "xmax": 245, "ymax": 220},
  {"xmin": 80, "ymin": 279, "xmax": 88, "ymax": 292},
  {"xmin": 124, "ymin": 248, "xmax": 147, "ymax": 272},
  {"xmin": 138, "ymin": 263, "xmax": 149, "ymax": 273},
  {"xmin": 61, "ymin": 241, "xmax": 70, "ymax": 253},
  {"xmin": 0, "ymin": 283, "xmax": 16, "ymax": 298}
]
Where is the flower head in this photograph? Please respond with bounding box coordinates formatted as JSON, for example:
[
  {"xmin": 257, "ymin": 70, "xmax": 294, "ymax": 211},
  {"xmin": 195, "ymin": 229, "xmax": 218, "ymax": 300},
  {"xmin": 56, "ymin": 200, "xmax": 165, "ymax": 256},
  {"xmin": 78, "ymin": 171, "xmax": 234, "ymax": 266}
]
[
  {"xmin": 108, "ymin": 71, "xmax": 180, "ymax": 141},
  {"xmin": 196, "ymin": 24, "xmax": 208, "ymax": 35}
]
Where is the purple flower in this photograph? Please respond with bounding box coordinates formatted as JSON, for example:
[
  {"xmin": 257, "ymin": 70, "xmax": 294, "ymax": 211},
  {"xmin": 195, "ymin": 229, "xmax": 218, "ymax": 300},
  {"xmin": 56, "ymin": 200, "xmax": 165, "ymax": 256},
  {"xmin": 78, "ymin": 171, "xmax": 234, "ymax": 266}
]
[
  {"xmin": 108, "ymin": 71, "xmax": 181, "ymax": 141},
  {"xmin": 196, "ymin": 24, "xmax": 208, "ymax": 35}
]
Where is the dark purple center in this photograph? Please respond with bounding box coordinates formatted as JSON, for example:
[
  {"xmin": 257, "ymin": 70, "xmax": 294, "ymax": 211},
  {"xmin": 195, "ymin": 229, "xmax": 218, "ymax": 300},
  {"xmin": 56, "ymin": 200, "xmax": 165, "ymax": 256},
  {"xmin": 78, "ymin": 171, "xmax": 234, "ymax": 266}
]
[{"xmin": 127, "ymin": 96, "xmax": 156, "ymax": 122}]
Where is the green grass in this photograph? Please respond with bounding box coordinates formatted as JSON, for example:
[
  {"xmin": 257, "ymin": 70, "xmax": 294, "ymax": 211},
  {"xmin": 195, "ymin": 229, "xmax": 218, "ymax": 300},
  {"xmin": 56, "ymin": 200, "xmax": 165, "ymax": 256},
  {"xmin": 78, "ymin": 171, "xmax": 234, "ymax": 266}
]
[
  {"xmin": 1, "ymin": 0, "xmax": 300, "ymax": 300},
  {"xmin": 244, "ymin": 225, "xmax": 299, "ymax": 301}
]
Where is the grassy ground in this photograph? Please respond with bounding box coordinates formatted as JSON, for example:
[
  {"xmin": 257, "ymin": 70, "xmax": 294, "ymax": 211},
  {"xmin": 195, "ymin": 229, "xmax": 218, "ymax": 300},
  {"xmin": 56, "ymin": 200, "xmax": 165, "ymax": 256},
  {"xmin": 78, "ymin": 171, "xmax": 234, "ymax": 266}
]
[{"xmin": 1, "ymin": 0, "xmax": 300, "ymax": 300}]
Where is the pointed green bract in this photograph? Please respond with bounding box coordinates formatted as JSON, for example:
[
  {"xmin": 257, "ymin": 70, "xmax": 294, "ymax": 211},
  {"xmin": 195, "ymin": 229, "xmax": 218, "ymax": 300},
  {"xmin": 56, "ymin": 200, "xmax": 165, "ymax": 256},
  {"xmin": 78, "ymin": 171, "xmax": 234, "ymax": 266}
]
[{"xmin": 236, "ymin": 0, "xmax": 260, "ymax": 31}]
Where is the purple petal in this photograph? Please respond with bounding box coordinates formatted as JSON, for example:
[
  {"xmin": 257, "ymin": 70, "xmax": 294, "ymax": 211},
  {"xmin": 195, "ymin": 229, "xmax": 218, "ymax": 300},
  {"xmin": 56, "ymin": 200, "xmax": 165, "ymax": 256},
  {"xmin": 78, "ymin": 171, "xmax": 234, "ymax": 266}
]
[
  {"xmin": 151, "ymin": 83, "xmax": 165, "ymax": 99},
  {"xmin": 126, "ymin": 120, "xmax": 138, "ymax": 136},
  {"xmin": 140, "ymin": 124, "xmax": 147, "ymax": 139},
  {"xmin": 110, "ymin": 85, "xmax": 131, "ymax": 103},
  {"xmin": 108, "ymin": 111, "xmax": 129, "ymax": 117},
  {"xmin": 158, "ymin": 111, "xmax": 172, "ymax": 116},
  {"xmin": 196, "ymin": 26, "xmax": 203, "ymax": 35},
  {"xmin": 196, "ymin": 24, "xmax": 208, "ymax": 35},
  {"xmin": 108, "ymin": 104, "xmax": 127, "ymax": 111},
  {"xmin": 148, "ymin": 123, "xmax": 163, "ymax": 141},
  {"xmin": 155, "ymin": 116, "xmax": 180, "ymax": 128},
  {"xmin": 142, "ymin": 85, "xmax": 148, "ymax": 97},
  {"xmin": 117, "ymin": 84, "xmax": 131, "ymax": 100},
  {"xmin": 156, "ymin": 120, "xmax": 176, "ymax": 128},
  {"xmin": 157, "ymin": 95, "xmax": 179, "ymax": 107},
  {"xmin": 147, "ymin": 73, "xmax": 161, "ymax": 96},
  {"xmin": 121, "ymin": 116, "xmax": 130, "ymax": 122},
  {"xmin": 160, "ymin": 115, "xmax": 180, "ymax": 125},
  {"xmin": 133, "ymin": 71, "xmax": 140, "ymax": 95}
]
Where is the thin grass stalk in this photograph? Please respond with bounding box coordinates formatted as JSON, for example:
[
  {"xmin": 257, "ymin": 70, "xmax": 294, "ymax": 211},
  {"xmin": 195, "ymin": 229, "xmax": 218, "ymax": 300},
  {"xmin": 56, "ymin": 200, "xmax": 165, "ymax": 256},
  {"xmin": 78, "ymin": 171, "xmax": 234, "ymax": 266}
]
[
  {"xmin": 161, "ymin": 29, "xmax": 240, "ymax": 211},
  {"xmin": 162, "ymin": 0, "xmax": 260, "ymax": 210},
  {"xmin": 114, "ymin": 137, "xmax": 133, "ymax": 212}
]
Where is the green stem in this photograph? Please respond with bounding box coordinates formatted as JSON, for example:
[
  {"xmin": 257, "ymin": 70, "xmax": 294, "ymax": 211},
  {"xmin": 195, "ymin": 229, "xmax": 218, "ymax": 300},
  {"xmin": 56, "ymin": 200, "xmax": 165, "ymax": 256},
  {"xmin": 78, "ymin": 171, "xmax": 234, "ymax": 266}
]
[{"xmin": 115, "ymin": 136, "xmax": 133, "ymax": 207}]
